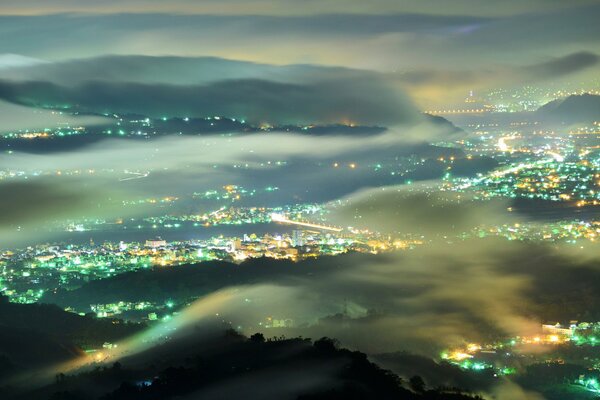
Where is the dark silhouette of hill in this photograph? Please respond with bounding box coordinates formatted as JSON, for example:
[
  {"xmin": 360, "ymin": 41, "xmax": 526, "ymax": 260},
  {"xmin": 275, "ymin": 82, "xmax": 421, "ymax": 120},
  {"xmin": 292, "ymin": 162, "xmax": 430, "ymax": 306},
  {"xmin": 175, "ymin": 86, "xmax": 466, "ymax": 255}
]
[
  {"xmin": 373, "ymin": 352, "xmax": 496, "ymax": 393},
  {"xmin": 42, "ymin": 256, "xmax": 350, "ymax": 309},
  {"xmin": 0, "ymin": 295, "xmax": 142, "ymax": 372},
  {"xmin": 424, "ymin": 114, "xmax": 465, "ymax": 136},
  {"xmin": 536, "ymin": 94, "xmax": 600, "ymax": 124},
  {"xmin": 7, "ymin": 331, "xmax": 483, "ymax": 400},
  {"xmin": 0, "ymin": 325, "xmax": 79, "ymax": 373}
]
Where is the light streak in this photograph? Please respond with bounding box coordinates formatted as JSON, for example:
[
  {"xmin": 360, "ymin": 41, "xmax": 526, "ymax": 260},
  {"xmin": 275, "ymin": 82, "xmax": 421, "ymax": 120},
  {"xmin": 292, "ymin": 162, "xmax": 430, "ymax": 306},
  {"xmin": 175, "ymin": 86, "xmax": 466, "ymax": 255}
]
[
  {"xmin": 119, "ymin": 170, "xmax": 150, "ymax": 181},
  {"xmin": 270, "ymin": 213, "xmax": 342, "ymax": 232}
]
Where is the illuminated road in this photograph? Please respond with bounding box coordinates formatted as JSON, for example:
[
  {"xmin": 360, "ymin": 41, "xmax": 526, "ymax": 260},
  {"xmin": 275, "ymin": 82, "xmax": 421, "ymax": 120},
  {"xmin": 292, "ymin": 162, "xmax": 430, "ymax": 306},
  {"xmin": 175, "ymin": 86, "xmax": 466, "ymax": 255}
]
[
  {"xmin": 455, "ymin": 157, "xmax": 558, "ymax": 190},
  {"xmin": 119, "ymin": 170, "xmax": 150, "ymax": 181},
  {"xmin": 270, "ymin": 213, "xmax": 343, "ymax": 232}
]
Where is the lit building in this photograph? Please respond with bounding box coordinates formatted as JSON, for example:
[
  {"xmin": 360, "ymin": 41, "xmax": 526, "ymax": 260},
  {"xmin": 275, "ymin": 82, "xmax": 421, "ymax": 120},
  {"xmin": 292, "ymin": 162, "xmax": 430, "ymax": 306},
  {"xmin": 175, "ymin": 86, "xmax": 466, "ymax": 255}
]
[
  {"xmin": 542, "ymin": 323, "xmax": 573, "ymax": 337},
  {"xmin": 145, "ymin": 238, "xmax": 167, "ymax": 248},
  {"xmin": 291, "ymin": 230, "xmax": 304, "ymax": 247}
]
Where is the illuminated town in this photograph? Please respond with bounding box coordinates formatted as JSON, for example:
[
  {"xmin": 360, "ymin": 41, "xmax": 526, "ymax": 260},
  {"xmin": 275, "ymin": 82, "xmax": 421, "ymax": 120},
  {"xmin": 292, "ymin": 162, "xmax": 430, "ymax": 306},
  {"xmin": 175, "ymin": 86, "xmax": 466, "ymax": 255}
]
[{"xmin": 1, "ymin": 2, "xmax": 600, "ymax": 400}]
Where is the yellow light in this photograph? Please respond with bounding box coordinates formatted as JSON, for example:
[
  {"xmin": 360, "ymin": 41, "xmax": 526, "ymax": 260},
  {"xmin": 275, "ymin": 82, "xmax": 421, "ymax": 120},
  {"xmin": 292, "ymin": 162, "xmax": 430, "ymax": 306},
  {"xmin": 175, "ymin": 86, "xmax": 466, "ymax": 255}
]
[
  {"xmin": 449, "ymin": 351, "xmax": 473, "ymax": 361},
  {"xmin": 466, "ymin": 343, "xmax": 481, "ymax": 353}
]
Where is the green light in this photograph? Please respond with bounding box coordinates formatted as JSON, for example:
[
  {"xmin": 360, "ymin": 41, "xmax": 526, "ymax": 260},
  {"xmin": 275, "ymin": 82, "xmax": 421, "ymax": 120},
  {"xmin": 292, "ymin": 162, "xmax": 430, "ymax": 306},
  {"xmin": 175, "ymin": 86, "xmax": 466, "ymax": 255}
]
[{"xmin": 472, "ymin": 363, "xmax": 486, "ymax": 370}]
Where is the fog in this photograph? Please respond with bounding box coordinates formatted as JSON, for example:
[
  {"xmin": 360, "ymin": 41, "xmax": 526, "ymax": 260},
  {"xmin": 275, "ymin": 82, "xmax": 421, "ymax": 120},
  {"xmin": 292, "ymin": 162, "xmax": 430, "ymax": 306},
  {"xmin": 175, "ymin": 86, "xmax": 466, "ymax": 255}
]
[
  {"xmin": 0, "ymin": 100, "xmax": 108, "ymax": 133},
  {"xmin": 0, "ymin": 2, "xmax": 598, "ymax": 399}
]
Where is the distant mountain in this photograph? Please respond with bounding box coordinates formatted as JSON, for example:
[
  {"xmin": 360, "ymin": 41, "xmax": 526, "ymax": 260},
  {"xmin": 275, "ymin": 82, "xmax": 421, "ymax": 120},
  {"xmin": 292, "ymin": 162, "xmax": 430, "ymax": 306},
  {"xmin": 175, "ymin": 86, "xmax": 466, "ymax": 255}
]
[
  {"xmin": 0, "ymin": 55, "xmax": 351, "ymax": 86},
  {"xmin": 423, "ymin": 114, "xmax": 466, "ymax": 137},
  {"xmin": 0, "ymin": 55, "xmax": 419, "ymax": 127},
  {"xmin": 536, "ymin": 94, "xmax": 600, "ymax": 124}
]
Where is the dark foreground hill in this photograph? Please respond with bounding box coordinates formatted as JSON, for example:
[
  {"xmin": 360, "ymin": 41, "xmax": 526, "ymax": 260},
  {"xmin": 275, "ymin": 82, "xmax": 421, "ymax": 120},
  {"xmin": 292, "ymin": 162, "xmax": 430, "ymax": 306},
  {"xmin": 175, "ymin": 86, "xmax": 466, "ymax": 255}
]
[
  {"xmin": 0, "ymin": 295, "xmax": 142, "ymax": 373},
  {"xmin": 3, "ymin": 330, "xmax": 482, "ymax": 400}
]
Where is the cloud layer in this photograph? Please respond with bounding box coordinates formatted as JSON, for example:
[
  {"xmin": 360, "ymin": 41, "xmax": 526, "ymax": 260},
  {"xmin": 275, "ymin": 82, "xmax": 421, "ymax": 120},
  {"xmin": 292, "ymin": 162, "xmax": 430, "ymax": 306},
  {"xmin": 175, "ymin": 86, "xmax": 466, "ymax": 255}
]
[
  {"xmin": 0, "ymin": 100, "xmax": 107, "ymax": 133},
  {"xmin": 1, "ymin": 0, "xmax": 597, "ymax": 17},
  {"xmin": 0, "ymin": 77, "xmax": 417, "ymax": 126},
  {"xmin": 1, "ymin": 5, "xmax": 600, "ymax": 72}
]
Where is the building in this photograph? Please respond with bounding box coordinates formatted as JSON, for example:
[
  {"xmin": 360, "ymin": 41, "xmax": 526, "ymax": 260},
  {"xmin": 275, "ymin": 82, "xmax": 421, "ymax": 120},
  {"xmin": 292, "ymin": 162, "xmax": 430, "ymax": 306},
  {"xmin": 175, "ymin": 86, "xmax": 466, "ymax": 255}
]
[
  {"xmin": 145, "ymin": 238, "xmax": 167, "ymax": 248},
  {"xmin": 542, "ymin": 323, "xmax": 573, "ymax": 337},
  {"xmin": 291, "ymin": 230, "xmax": 304, "ymax": 247}
]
